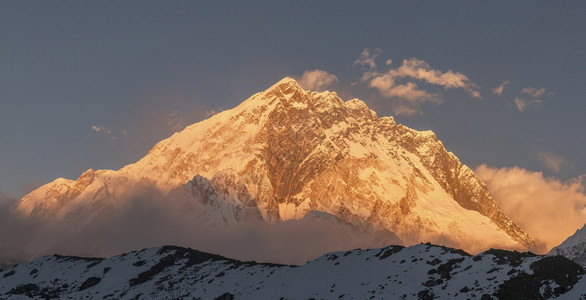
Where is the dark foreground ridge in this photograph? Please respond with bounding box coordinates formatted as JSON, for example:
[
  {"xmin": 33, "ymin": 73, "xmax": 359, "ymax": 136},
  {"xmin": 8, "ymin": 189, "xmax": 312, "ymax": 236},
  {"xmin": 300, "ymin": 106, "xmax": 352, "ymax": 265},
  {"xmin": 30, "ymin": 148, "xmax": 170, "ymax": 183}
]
[{"xmin": 0, "ymin": 243, "xmax": 584, "ymax": 299}]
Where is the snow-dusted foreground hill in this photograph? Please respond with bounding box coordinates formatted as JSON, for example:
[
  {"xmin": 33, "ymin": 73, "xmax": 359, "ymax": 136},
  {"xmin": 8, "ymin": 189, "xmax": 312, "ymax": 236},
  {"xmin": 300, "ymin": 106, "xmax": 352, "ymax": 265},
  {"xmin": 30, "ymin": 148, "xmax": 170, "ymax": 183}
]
[{"xmin": 1, "ymin": 244, "xmax": 583, "ymax": 299}]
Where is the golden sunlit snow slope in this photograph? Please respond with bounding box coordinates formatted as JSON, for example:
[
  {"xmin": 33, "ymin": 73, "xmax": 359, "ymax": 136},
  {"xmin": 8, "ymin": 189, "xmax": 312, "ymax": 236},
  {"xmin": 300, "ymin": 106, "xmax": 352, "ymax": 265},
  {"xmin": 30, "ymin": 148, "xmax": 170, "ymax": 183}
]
[{"xmin": 16, "ymin": 77, "xmax": 535, "ymax": 255}]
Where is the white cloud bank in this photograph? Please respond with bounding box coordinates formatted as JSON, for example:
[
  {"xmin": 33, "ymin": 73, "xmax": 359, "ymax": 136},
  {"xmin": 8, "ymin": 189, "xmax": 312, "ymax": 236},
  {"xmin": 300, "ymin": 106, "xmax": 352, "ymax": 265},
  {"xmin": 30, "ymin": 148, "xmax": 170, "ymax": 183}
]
[{"xmin": 475, "ymin": 164, "xmax": 586, "ymax": 252}]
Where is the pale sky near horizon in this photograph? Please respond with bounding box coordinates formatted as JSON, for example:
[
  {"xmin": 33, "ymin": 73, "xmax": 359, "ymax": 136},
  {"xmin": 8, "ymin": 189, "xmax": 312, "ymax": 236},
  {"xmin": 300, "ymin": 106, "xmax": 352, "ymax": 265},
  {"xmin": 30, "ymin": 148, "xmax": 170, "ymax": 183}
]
[{"xmin": 1, "ymin": 1, "xmax": 585, "ymax": 198}]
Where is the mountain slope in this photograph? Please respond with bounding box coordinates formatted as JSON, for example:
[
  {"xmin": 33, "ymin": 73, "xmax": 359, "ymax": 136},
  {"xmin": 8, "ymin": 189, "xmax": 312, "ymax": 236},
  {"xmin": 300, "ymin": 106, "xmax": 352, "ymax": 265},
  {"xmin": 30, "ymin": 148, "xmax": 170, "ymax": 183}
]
[
  {"xmin": 14, "ymin": 77, "xmax": 534, "ymax": 260},
  {"xmin": 0, "ymin": 244, "xmax": 582, "ymax": 299},
  {"xmin": 550, "ymin": 224, "xmax": 586, "ymax": 266}
]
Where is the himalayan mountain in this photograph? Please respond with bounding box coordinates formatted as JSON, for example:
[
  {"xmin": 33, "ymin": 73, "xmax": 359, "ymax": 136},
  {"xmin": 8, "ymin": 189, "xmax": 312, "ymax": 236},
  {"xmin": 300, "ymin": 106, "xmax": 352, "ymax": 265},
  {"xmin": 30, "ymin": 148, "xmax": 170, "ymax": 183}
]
[{"xmin": 7, "ymin": 77, "xmax": 536, "ymax": 265}]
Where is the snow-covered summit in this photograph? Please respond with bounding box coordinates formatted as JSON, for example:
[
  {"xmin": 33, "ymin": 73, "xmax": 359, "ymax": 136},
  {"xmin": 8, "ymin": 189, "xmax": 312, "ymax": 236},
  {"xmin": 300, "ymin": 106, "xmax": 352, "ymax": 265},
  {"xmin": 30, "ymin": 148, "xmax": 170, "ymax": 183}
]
[{"xmin": 14, "ymin": 77, "xmax": 535, "ymax": 262}]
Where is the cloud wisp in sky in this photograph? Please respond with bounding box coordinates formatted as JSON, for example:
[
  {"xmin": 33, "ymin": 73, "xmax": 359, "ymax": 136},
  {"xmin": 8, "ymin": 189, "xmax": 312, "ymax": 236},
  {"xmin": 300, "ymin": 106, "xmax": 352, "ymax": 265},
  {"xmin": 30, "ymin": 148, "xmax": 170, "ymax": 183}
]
[
  {"xmin": 297, "ymin": 69, "xmax": 339, "ymax": 92},
  {"xmin": 353, "ymin": 48, "xmax": 381, "ymax": 71},
  {"xmin": 91, "ymin": 125, "xmax": 127, "ymax": 140},
  {"xmin": 476, "ymin": 164, "xmax": 586, "ymax": 253},
  {"xmin": 91, "ymin": 125, "xmax": 112, "ymax": 135},
  {"xmin": 522, "ymin": 87, "xmax": 548, "ymax": 98},
  {"xmin": 538, "ymin": 152, "xmax": 566, "ymax": 173},
  {"xmin": 355, "ymin": 49, "xmax": 480, "ymax": 115},
  {"xmin": 514, "ymin": 86, "xmax": 550, "ymax": 112},
  {"xmin": 492, "ymin": 80, "xmax": 510, "ymax": 95}
]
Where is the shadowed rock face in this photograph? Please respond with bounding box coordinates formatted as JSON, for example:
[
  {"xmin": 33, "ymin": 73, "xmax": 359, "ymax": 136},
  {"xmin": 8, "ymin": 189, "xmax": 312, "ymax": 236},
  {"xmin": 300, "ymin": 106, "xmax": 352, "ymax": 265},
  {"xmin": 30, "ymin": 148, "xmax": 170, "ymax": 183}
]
[{"xmin": 15, "ymin": 77, "xmax": 535, "ymax": 257}]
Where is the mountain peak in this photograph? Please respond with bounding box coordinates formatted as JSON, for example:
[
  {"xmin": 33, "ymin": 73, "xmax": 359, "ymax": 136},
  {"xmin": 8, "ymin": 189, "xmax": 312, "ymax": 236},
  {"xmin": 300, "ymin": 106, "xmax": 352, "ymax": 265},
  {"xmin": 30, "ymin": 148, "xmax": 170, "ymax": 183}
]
[
  {"xmin": 13, "ymin": 77, "xmax": 536, "ymax": 261},
  {"xmin": 272, "ymin": 76, "xmax": 298, "ymax": 86},
  {"xmin": 264, "ymin": 76, "xmax": 303, "ymax": 95}
]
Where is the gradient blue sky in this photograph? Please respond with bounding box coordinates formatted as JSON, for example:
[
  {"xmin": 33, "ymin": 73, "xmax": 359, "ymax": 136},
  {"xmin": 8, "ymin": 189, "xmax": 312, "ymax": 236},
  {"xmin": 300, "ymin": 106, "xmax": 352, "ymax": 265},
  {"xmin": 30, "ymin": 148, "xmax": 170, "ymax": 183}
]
[{"xmin": 1, "ymin": 1, "xmax": 585, "ymax": 198}]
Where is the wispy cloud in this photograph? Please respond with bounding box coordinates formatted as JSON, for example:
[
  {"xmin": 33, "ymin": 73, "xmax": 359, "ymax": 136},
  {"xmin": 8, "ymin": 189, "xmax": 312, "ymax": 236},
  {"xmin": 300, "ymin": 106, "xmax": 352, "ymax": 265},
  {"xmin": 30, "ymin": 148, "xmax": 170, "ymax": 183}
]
[
  {"xmin": 297, "ymin": 69, "xmax": 339, "ymax": 91},
  {"xmin": 167, "ymin": 110, "xmax": 186, "ymax": 132},
  {"xmin": 91, "ymin": 125, "xmax": 126, "ymax": 140},
  {"xmin": 476, "ymin": 165, "xmax": 586, "ymax": 253},
  {"xmin": 513, "ymin": 86, "xmax": 551, "ymax": 112},
  {"xmin": 91, "ymin": 125, "xmax": 112, "ymax": 135},
  {"xmin": 205, "ymin": 110, "xmax": 218, "ymax": 118},
  {"xmin": 514, "ymin": 97, "xmax": 542, "ymax": 112},
  {"xmin": 353, "ymin": 48, "xmax": 381, "ymax": 70},
  {"xmin": 492, "ymin": 80, "xmax": 510, "ymax": 96},
  {"xmin": 538, "ymin": 152, "xmax": 565, "ymax": 173},
  {"xmin": 522, "ymin": 87, "xmax": 547, "ymax": 98},
  {"xmin": 355, "ymin": 49, "xmax": 480, "ymax": 115}
]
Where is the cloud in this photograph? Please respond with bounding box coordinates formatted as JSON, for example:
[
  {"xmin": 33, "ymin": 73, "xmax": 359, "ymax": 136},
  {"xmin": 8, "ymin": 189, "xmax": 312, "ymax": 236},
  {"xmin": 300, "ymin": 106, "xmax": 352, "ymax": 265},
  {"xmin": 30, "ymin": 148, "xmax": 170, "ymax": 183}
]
[
  {"xmin": 393, "ymin": 58, "xmax": 479, "ymax": 95},
  {"xmin": 514, "ymin": 97, "xmax": 543, "ymax": 112},
  {"xmin": 513, "ymin": 86, "xmax": 551, "ymax": 112},
  {"xmin": 205, "ymin": 110, "xmax": 218, "ymax": 118},
  {"xmin": 297, "ymin": 69, "xmax": 339, "ymax": 91},
  {"xmin": 475, "ymin": 165, "xmax": 586, "ymax": 253},
  {"xmin": 355, "ymin": 49, "xmax": 480, "ymax": 115},
  {"xmin": 353, "ymin": 48, "xmax": 381, "ymax": 70},
  {"xmin": 538, "ymin": 152, "xmax": 565, "ymax": 173},
  {"xmin": 0, "ymin": 181, "xmax": 400, "ymax": 266},
  {"xmin": 492, "ymin": 80, "xmax": 510, "ymax": 96},
  {"xmin": 92, "ymin": 125, "xmax": 127, "ymax": 140},
  {"xmin": 0, "ymin": 190, "xmax": 35, "ymax": 265},
  {"xmin": 167, "ymin": 110, "xmax": 187, "ymax": 132},
  {"xmin": 522, "ymin": 87, "xmax": 547, "ymax": 98},
  {"xmin": 91, "ymin": 125, "xmax": 111, "ymax": 135},
  {"xmin": 0, "ymin": 189, "xmax": 16, "ymax": 206}
]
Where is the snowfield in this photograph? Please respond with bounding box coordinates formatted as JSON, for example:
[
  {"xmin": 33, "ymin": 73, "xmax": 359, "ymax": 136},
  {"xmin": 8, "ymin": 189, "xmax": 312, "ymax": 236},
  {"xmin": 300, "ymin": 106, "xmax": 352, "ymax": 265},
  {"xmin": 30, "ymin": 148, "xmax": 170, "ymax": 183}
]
[{"xmin": 1, "ymin": 243, "xmax": 583, "ymax": 299}]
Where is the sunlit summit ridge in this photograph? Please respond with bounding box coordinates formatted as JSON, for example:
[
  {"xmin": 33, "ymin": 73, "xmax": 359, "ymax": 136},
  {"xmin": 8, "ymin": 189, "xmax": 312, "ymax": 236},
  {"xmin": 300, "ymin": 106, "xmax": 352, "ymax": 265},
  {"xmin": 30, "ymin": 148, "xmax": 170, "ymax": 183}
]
[{"xmin": 15, "ymin": 78, "xmax": 534, "ymax": 263}]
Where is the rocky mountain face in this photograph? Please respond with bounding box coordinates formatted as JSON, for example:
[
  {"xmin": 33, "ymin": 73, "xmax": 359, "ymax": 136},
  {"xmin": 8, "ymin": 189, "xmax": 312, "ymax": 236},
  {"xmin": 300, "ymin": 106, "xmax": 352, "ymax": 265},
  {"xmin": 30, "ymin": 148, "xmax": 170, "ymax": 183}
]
[
  {"xmin": 1, "ymin": 244, "xmax": 583, "ymax": 299},
  {"xmin": 13, "ymin": 77, "xmax": 534, "ymax": 261},
  {"xmin": 550, "ymin": 224, "xmax": 586, "ymax": 266}
]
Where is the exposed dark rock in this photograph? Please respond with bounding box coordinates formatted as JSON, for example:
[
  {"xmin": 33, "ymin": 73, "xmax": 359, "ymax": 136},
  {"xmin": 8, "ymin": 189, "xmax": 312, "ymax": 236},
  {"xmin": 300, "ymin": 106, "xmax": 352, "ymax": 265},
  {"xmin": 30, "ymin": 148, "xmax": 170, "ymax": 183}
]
[
  {"xmin": 437, "ymin": 258, "xmax": 464, "ymax": 280},
  {"xmin": 79, "ymin": 277, "xmax": 101, "ymax": 291},
  {"xmin": 482, "ymin": 249, "xmax": 537, "ymax": 266},
  {"xmin": 496, "ymin": 255, "xmax": 584, "ymax": 299},
  {"xmin": 3, "ymin": 270, "xmax": 15, "ymax": 278},
  {"xmin": 214, "ymin": 292, "xmax": 234, "ymax": 300}
]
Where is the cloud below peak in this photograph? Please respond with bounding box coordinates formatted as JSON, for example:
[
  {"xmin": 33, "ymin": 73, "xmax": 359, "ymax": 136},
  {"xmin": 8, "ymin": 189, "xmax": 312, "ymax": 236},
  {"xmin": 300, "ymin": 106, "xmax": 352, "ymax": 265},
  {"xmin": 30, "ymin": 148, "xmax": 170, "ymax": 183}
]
[{"xmin": 475, "ymin": 164, "xmax": 586, "ymax": 253}]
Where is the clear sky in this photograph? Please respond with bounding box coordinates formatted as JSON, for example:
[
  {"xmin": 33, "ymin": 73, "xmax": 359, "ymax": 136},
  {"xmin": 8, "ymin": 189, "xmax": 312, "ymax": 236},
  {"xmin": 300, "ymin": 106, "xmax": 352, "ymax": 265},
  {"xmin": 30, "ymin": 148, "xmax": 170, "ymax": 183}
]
[{"xmin": 1, "ymin": 1, "xmax": 585, "ymax": 198}]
